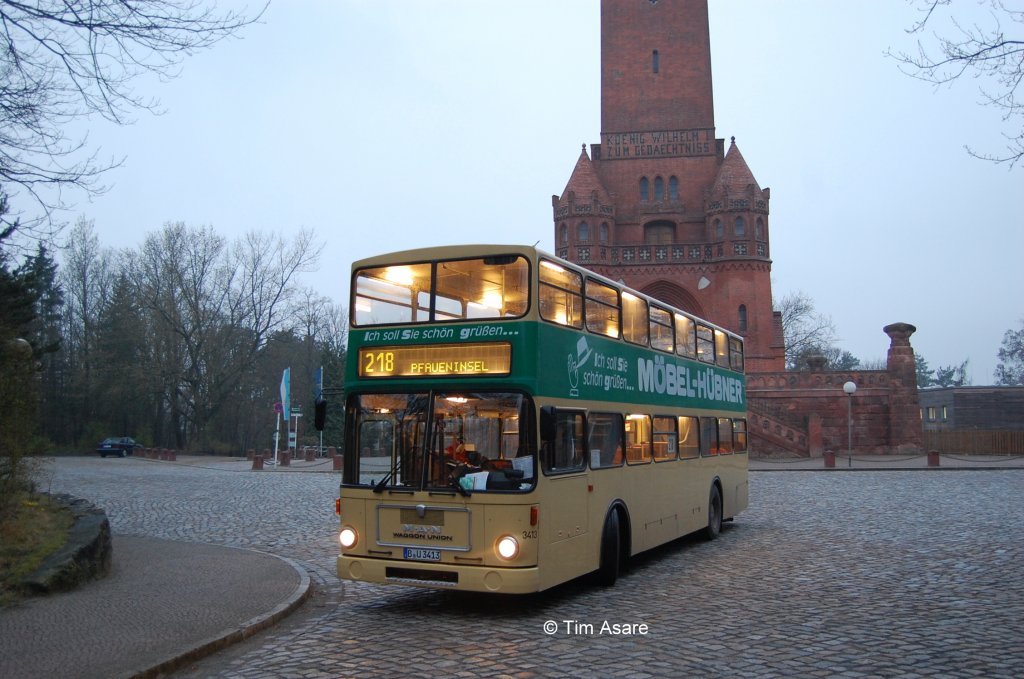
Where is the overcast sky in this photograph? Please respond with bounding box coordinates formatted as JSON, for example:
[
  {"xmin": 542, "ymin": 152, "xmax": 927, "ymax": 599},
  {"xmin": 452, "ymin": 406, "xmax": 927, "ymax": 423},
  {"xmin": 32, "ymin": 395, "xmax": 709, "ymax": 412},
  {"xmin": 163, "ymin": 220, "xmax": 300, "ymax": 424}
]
[{"xmin": 34, "ymin": 0, "xmax": 1022, "ymax": 383}]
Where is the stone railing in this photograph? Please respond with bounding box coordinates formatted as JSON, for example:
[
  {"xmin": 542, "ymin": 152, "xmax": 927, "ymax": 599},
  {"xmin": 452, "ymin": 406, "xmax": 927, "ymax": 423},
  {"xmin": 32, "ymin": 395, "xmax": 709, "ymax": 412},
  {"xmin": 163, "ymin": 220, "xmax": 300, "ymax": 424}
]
[{"xmin": 747, "ymin": 405, "xmax": 809, "ymax": 457}]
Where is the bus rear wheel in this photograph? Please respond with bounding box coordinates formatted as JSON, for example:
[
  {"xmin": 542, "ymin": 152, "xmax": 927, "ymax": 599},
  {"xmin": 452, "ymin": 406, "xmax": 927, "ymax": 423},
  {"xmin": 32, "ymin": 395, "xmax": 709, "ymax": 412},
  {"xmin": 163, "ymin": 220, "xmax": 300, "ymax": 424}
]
[
  {"xmin": 596, "ymin": 510, "xmax": 621, "ymax": 586},
  {"xmin": 702, "ymin": 484, "xmax": 722, "ymax": 541}
]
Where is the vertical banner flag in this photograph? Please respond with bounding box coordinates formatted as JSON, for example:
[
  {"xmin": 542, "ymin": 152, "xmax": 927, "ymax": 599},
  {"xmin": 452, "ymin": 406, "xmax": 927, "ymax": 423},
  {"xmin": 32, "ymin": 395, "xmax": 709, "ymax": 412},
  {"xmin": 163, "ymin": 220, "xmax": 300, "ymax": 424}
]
[{"xmin": 280, "ymin": 368, "xmax": 291, "ymax": 420}]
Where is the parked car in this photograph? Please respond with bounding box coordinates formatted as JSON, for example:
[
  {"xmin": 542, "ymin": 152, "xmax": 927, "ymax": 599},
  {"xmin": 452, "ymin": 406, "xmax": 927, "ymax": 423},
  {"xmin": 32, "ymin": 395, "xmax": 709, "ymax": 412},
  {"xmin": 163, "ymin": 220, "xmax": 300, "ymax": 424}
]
[{"xmin": 96, "ymin": 437, "xmax": 140, "ymax": 458}]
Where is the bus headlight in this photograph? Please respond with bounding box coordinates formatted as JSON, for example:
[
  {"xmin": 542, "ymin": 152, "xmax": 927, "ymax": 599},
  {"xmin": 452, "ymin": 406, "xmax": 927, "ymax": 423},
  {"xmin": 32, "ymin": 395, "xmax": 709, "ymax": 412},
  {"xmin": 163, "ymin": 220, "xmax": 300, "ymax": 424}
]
[
  {"xmin": 496, "ymin": 535, "xmax": 519, "ymax": 560},
  {"xmin": 339, "ymin": 526, "xmax": 358, "ymax": 549}
]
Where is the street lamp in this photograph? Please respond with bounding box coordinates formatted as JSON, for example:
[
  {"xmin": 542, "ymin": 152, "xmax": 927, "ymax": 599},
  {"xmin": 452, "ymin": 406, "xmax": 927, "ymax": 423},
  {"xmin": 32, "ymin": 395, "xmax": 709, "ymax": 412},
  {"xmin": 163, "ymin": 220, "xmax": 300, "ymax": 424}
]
[{"xmin": 843, "ymin": 381, "xmax": 857, "ymax": 467}]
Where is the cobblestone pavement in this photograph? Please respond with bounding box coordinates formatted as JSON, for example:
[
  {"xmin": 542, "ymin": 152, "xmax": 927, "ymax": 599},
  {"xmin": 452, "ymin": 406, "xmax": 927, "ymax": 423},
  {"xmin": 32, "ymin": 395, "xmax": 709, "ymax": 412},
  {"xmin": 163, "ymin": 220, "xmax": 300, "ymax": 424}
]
[{"xmin": 44, "ymin": 458, "xmax": 1024, "ymax": 678}]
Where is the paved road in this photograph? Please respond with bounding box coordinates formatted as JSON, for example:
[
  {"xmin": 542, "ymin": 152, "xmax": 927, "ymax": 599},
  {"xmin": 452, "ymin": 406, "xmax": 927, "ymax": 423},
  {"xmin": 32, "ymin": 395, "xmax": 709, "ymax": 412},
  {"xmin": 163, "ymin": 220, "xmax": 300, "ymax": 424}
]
[{"xmin": 32, "ymin": 458, "xmax": 1024, "ymax": 677}]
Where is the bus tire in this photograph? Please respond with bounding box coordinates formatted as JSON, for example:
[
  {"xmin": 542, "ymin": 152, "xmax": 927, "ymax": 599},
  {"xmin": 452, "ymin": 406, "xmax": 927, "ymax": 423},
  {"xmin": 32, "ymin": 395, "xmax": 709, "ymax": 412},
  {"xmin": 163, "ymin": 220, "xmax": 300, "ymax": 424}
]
[
  {"xmin": 702, "ymin": 484, "xmax": 722, "ymax": 541},
  {"xmin": 596, "ymin": 510, "xmax": 621, "ymax": 586}
]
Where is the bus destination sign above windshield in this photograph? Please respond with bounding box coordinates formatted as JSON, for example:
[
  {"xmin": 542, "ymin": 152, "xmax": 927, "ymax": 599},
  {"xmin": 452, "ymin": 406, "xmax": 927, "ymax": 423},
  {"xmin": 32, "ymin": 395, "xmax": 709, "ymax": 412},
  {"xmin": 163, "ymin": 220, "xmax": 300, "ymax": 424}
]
[{"xmin": 358, "ymin": 342, "xmax": 512, "ymax": 378}]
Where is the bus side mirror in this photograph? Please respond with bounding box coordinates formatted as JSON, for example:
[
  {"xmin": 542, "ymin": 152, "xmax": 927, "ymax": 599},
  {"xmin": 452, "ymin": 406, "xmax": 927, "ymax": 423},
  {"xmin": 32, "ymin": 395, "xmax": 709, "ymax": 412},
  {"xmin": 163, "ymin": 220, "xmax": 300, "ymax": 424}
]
[
  {"xmin": 314, "ymin": 397, "xmax": 327, "ymax": 431},
  {"xmin": 540, "ymin": 406, "xmax": 556, "ymax": 443}
]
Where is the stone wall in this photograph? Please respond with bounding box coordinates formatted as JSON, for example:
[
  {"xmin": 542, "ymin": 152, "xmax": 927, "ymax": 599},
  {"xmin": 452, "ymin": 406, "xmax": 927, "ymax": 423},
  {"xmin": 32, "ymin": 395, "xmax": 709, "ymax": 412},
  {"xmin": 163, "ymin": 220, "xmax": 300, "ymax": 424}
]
[{"xmin": 747, "ymin": 323, "xmax": 923, "ymax": 456}]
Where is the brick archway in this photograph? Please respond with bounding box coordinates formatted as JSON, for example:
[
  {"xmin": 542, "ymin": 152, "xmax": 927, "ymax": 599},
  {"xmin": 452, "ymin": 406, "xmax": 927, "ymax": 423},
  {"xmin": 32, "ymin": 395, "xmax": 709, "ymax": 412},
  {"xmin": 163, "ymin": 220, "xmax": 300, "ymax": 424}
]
[{"xmin": 640, "ymin": 279, "xmax": 705, "ymax": 318}]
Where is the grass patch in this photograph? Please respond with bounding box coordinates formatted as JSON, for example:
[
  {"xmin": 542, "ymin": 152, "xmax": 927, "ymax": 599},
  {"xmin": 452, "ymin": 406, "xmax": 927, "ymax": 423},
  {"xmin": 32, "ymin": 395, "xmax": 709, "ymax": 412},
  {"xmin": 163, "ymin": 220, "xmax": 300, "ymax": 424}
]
[{"xmin": 0, "ymin": 494, "xmax": 73, "ymax": 606}]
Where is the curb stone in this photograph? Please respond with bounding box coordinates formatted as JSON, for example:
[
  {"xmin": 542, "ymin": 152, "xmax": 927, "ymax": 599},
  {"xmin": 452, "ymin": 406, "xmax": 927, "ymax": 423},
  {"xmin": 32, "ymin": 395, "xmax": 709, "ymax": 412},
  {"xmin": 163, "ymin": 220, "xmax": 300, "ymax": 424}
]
[{"xmin": 21, "ymin": 493, "xmax": 112, "ymax": 594}]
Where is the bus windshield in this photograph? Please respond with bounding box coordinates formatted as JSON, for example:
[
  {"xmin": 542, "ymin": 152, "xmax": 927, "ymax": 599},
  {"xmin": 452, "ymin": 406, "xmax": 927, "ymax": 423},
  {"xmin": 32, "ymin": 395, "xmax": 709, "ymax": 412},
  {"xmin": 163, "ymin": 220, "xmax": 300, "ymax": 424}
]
[{"xmin": 347, "ymin": 391, "xmax": 536, "ymax": 493}]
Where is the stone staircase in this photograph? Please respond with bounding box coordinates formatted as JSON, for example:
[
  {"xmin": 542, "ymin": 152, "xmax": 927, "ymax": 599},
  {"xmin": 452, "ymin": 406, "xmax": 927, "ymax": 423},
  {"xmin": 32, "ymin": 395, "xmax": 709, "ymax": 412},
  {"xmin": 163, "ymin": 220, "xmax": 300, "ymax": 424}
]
[{"xmin": 747, "ymin": 403, "xmax": 810, "ymax": 457}]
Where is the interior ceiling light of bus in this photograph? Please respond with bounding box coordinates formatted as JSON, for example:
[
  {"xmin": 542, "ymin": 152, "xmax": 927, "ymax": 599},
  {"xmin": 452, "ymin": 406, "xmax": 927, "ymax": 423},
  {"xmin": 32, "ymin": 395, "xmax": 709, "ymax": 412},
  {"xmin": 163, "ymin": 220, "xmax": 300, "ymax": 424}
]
[{"xmin": 383, "ymin": 266, "xmax": 415, "ymax": 286}]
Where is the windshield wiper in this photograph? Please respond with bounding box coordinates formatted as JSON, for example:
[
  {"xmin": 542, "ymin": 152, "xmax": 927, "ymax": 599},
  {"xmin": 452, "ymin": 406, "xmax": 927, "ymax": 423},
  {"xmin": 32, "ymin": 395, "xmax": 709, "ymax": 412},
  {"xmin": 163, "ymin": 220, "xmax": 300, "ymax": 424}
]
[{"xmin": 372, "ymin": 462, "xmax": 401, "ymax": 493}]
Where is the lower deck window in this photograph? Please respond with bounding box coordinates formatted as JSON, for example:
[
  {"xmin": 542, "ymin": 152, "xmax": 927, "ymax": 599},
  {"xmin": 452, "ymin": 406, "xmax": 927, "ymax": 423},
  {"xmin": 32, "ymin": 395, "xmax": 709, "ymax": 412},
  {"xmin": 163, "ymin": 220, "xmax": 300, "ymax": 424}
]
[{"xmin": 346, "ymin": 391, "xmax": 536, "ymax": 492}]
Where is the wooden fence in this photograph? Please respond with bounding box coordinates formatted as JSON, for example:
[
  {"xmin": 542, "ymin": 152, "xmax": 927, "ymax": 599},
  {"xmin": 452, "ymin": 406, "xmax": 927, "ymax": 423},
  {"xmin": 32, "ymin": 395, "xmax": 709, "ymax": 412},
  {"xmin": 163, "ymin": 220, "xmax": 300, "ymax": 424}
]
[{"xmin": 922, "ymin": 430, "xmax": 1024, "ymax": 455}]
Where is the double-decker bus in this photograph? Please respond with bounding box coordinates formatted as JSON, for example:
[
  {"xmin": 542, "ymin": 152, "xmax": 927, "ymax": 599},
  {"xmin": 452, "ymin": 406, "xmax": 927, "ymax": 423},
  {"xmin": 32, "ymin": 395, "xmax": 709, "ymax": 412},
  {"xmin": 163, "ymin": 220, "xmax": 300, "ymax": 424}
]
[{"xmin": 333, "ymin": 244, "xmax": 747, "ymax": 593}]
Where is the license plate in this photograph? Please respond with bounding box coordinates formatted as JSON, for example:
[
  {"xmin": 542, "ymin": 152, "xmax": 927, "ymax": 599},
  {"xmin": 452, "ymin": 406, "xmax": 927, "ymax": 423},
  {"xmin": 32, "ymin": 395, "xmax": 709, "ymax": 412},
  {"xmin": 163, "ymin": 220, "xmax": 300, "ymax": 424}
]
[{"xmin": 404, "ymin": 547, "xmax": 441, "ymax": 562}]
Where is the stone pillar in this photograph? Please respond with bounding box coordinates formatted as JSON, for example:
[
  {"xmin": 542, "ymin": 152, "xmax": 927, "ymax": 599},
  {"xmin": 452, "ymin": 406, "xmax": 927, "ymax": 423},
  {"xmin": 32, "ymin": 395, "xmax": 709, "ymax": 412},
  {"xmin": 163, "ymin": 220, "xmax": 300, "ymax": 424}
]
[
  {"xmin": 884, "ymin": 322, "xmax": 923, "ymax": 452},
  {"xmin": 808, "ymin": 413, "xmax": 823, "ymax": 457}
]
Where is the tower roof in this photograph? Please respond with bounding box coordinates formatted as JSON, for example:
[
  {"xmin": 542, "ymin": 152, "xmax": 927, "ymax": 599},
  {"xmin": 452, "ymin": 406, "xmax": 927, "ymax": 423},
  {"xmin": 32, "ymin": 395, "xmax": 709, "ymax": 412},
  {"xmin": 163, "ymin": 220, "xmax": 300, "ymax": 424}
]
[
  {"xmin": 557, "ymin": 145, "xmax": 612, "ymax": 206},
  {"xmin": 710, "ymin": 137, "xmax": 761, "ymax": 197}
]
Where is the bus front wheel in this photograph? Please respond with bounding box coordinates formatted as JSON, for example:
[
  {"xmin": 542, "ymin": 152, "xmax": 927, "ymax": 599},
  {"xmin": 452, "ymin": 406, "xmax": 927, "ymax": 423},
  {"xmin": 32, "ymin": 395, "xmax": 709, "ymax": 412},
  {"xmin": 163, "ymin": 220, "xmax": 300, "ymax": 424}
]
[
  {"xmin": 596, "ymin": 510, "xmax": 621, "ymax": 586},
  {"xmin": 702, "ymin": 484, "xmax": 722, "ymax": 541}
]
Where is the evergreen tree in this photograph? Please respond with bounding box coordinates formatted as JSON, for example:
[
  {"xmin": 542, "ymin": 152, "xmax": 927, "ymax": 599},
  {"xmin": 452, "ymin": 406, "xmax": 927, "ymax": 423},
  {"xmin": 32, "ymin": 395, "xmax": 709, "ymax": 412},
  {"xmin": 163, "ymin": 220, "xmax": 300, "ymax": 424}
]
[
  {"xmin": 994, "ymin": 321, "xmax": 1024, "ymax": 385},
  {"xmin": 933, "ymin": 359, "xmax": 971, "ymax": 388},
  {"xmin": 916, "ymin": 354, "xmax": 934, "ymax": 389}
]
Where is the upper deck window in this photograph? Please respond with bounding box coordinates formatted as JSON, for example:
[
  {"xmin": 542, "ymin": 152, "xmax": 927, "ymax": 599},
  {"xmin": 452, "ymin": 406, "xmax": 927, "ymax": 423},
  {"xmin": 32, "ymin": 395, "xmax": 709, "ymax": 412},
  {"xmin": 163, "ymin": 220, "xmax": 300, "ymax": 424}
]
[
  {"xmin": 621, "ymin": 291, "xmax": 649, "ymax": 346},
  {"xmin": 353, "ymin": 255, "xmax": 529, "ymax": 326},
  {"xmin": 585, "ymin": 278, "xmax": 620, "ymax": 339},
  {"xmin": 649, "ymin": 305, "xmax": 674, "ymax": 352},
  {"xmin": 676, "ymin": 314, "xmax": 696, "ymax": 358},
  {"xmin": 714, "ymin": 329, "xmax": 730, "ymax": 368},
  {"xmin": 730, "ymin": 337, "xmax": 744, "ymax": 372},
  {"xmin": 352, "ymin": 263, "xmax": 432, "ymax": 326},
  {"xmin": 696, "ymin": 323, "xmax": 715, "ymax": 363},
  {"xmin": 539, "ymin": 259, "xmax": 583, "ymax": 328}
]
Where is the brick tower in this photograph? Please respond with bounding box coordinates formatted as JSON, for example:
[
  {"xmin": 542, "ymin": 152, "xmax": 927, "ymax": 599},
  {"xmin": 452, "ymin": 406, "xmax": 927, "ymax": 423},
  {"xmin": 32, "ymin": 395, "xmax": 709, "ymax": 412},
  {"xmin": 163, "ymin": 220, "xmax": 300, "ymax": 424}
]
[{"xmin": 552, "ymin": 0, "xmax": 784, "ymax": 373}]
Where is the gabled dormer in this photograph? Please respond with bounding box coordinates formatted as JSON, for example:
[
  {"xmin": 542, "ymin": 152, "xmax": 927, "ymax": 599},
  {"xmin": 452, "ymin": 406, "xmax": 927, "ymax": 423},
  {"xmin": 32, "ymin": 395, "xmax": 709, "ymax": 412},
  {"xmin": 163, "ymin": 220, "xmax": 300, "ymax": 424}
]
[
  {"xmin": 705, "ymin": 138, "xmax": 771, "ymax": 260},
  {"xmin": 552, "ymin": 145, "xmax": 616, "ymax": 261}
]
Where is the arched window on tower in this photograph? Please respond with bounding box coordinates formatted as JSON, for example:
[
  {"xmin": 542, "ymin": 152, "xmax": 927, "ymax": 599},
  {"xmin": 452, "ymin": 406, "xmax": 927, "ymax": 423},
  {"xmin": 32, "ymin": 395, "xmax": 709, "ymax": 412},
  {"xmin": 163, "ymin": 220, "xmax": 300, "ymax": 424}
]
[
  {"xmin": 714, "ymin": 218, "xmax": 723, "ymax": 238},
  {"xmin": 599, "ymin": 222, "xmax": 609, "ymax": 244},
  {"xmin": 738, "ymin": 305, "xmax": 748, "ymax": 333},
  {"xmin": 654, "ymin": 176, "xmax": 664, "ymax": 201},
  {"xmin": 756, "ymin": 217, "xmax": 765, "ymax": 239},
  {"xmin": 578, "ymin": 222, "xmax": 590, "ymax": 242},
  {"xmin": 669, "ymin": 176, "xmax": 679, "ymax": 201},
  {"xmin": 640, "ymin": 177, "xmax": 650, "ymax": 202},
  {"xmin": 652, "ymin": 50, "xmax": 660, "ymax": 74},
  {"xmin": 560, "ymin": 223, "xmax": 569, "ymax": 243},
  {"xmin": 735, "ymin": 216, "xmax": 746, "ymax": 237}
]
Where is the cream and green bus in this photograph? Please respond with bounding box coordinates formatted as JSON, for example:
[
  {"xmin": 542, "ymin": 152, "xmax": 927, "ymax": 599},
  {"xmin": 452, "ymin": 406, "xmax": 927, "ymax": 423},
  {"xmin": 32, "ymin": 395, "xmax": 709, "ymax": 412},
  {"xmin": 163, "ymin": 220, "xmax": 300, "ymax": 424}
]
[{"xmin": 333, "ymin": 244, "xmax": 747, "ymax": 593}]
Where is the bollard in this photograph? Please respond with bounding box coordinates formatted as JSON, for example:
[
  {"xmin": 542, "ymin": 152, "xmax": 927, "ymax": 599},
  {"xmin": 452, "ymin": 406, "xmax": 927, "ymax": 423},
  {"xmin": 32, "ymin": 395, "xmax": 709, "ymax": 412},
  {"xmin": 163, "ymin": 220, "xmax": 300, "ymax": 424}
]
[
  {"xmin": 252, "ymin": 454, "xmax": 264, "ymax": 470},
  {"xmin": 305, "ymin": 448, "xmax": 315, "ymax": 462},
  {"xmin": 333, "ymin": 454, "xmax": 343, "ymax": 471},
  {"xmin": 281, "ymin": 451, "xmax": 291, "ymax": 466},
  {"xmin": 247, "ymin": 449, "xmax": 255, "ymax": 460},
  {"xmin": 927, "ymin": 450, "xmax": 940, "ymax": 467},
  {"xmin": 823, "ymin": 450, "xmax": 836, "ymax": 468},
  {"xmin": 263, "ymin": 448, "xmax": 271, "ymax": 460}
]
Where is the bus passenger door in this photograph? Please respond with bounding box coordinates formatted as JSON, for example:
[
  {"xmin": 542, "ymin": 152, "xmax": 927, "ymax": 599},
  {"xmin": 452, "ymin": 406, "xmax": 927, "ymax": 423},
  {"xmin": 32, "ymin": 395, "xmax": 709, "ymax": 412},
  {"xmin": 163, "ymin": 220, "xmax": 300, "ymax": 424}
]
[{"xmin": 539, "ymin": 409, "xmax": 589, "ymax": 582}]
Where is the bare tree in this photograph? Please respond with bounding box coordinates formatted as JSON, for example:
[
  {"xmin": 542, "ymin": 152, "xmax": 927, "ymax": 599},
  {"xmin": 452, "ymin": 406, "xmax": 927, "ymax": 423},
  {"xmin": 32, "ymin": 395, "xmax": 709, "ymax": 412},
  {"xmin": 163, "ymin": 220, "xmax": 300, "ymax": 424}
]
[
  {"xmin": 0, "ymin": 0, "xmax": 266, "ymax": 236},
  {"xmin": 889, "ymin": 0, "xmax": 1024, "ymax": 167},
  {"xmin": 776, "ymin": 290, "xmax": 839, "ymax": 370},
  {"xmin": 59, "ymin": 216, "xmax": 115, "ymax": 440},
  {"xmin": 131, "ymin": 222, "xmax": 320, "ymax": 450}
]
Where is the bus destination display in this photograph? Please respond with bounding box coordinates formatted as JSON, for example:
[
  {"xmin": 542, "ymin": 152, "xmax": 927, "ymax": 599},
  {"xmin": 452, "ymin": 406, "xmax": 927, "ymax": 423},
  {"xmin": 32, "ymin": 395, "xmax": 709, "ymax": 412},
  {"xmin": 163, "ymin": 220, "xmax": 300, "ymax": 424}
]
[{"xmin": 358, "ymin": 342, "xmax": 512, "ymax": 378}]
